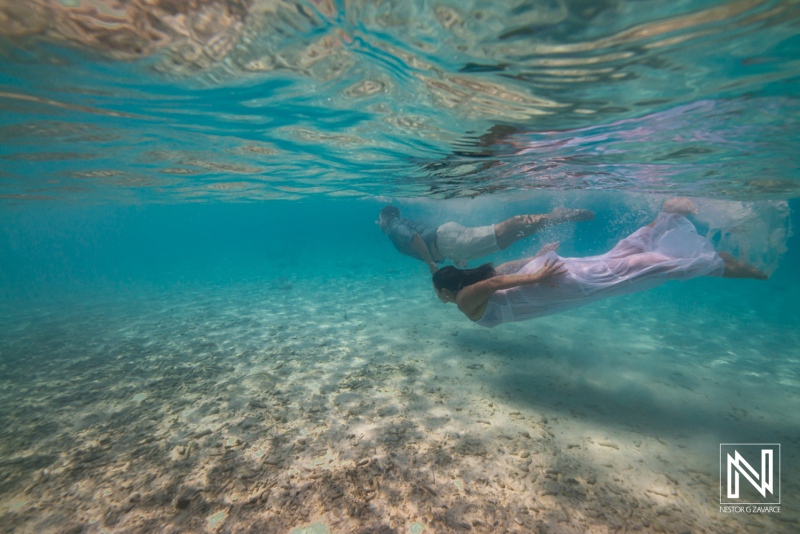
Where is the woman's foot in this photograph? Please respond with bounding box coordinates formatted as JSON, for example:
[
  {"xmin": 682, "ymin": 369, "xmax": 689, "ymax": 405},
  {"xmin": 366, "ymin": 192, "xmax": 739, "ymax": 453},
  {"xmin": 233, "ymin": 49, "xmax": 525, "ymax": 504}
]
[
  {"xmin": 719, "ymin": 252, "xmax": 769, "ymax": 280},
  {"xmin": 662, "ymin": 197, "xmax": 698, "ymax": 216}
]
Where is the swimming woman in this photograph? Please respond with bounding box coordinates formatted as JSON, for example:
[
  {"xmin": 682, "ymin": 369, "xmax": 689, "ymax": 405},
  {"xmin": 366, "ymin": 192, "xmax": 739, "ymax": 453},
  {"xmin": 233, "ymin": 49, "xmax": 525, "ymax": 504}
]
[{"xmin": 432, "ymin": 201, "xmax": 768, "ymax": 328}]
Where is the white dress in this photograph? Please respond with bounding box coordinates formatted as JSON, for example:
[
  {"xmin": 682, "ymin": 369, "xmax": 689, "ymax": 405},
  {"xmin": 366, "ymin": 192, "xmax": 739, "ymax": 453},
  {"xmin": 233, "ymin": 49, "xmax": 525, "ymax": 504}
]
[{"xmin": 475, "ymin": 213, "xmax": 725, "ymax": 328}]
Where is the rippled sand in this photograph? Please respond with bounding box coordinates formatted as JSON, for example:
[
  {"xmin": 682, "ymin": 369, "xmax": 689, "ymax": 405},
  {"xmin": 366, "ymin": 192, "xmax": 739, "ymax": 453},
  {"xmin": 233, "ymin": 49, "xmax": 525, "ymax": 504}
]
[{"xmin": 0, "ymin": 267, "xmax": 797, "ymax": 533}]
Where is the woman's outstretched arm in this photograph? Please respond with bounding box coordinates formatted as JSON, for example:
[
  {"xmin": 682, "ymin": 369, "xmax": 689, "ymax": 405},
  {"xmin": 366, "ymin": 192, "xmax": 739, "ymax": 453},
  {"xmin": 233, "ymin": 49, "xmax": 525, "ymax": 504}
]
[
  {"xmin": 455, "ymin": 258, "xmax": 566, "ymax": 318},
  {"xmin": 494, "ymin": 257, "xmax": 535, "ymax": 276},
  {"xmin": 494, "ymin": 242, "xmax": 560, "ymax": 275}
]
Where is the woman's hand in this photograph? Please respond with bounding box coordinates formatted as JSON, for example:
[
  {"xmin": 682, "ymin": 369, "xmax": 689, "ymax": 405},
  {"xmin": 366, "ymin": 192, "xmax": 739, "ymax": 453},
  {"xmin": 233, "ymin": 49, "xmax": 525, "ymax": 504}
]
[
  {"xmin": 461, "ymin": 257, "xmax": 567, "ymax": 316},
  {"xmin": 533, "ymin": 257, "xmax": 566, "ymax": 286}
]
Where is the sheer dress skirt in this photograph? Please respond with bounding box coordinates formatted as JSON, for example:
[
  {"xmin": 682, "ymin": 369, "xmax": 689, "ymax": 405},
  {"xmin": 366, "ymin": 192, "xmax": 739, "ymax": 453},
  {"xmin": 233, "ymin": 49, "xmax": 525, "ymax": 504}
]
[{"xmin": 476, "ymin": 213, "xmax": 725, "ymax": 327}]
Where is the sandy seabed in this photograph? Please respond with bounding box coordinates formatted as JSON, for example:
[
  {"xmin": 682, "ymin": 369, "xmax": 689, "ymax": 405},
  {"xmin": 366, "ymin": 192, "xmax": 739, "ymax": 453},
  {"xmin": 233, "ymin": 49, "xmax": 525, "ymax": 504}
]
[{"xmin": 0, "ymin": 269, "xmax": 798, "ymax": 534}]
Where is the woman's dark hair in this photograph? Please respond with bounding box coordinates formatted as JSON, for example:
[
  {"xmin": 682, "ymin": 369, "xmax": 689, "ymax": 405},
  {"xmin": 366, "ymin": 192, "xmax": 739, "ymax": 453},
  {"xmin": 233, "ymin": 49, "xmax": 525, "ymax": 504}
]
[{"xmin": 432, "ymin": 263, "xmax": 496, "ymax": 292}]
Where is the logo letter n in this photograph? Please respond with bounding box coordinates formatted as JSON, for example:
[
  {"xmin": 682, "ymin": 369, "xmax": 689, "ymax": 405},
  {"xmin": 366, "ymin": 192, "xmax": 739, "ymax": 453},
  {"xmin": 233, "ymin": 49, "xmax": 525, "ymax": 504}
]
[{"xmin": 727, "ymin": 449, "xmax": 773, "ymax": 499}]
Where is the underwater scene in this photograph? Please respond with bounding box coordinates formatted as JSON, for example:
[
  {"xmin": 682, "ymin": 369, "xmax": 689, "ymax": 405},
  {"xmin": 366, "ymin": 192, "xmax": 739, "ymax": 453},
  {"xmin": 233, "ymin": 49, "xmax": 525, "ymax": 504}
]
[{"xmin": 1, "ymin": 1, "xmax": 799, "ymax": 533}]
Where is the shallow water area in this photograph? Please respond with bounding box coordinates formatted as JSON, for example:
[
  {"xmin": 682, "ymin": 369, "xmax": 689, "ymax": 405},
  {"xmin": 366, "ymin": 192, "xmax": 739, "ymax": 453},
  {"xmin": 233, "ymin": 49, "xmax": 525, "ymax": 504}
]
[{"xmin": 1, "ymin": 196, "xmax": 799, "ymax": 533}]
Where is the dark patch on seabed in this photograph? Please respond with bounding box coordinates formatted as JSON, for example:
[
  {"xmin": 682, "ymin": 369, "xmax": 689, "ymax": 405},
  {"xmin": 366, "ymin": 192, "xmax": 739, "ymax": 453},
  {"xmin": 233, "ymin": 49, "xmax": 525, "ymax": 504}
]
[{"xmin": 0, "ymin": 267, "xmax": 798, "ymax": 534}]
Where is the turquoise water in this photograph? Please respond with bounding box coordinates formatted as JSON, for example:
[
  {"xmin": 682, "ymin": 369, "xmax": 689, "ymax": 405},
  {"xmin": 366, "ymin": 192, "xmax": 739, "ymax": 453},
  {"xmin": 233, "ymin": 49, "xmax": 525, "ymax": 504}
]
[{"xmin": 1, "ymin": 1, "xmax": 800, "ymax": 532}]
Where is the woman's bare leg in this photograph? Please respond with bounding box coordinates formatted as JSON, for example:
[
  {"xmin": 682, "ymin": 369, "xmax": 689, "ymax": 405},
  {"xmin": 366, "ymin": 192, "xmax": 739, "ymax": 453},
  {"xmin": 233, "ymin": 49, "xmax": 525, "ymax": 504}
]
[
  {"xmin": 649, "ymin": 197, "xmax": 699, "ymax": 227},
  {"xmin": 661, "ymin": 197, "xmax": 699, "ymax": 216},
  {"xmin": 718, "ymin": 252, "xmax": 769, "ymax": 280},
  {"xmin": 659, "ymin": 199, "xmax": 768, "ymax": 280},
  {"xmin": 494, "ymin": 208, "xmax": 594, "ymax": 250}
]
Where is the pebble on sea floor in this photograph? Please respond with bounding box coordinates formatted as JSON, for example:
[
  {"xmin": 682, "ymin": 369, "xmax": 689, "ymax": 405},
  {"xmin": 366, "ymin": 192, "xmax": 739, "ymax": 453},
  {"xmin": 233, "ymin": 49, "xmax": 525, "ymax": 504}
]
[{"xmin": 208, "ymin": 509, "xmax": 228, "ymax": 528}]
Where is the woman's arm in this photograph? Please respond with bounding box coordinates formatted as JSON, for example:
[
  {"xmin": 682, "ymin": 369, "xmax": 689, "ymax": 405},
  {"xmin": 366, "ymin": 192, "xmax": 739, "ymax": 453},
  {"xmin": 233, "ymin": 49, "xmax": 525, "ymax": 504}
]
[
  {"xmin": 456, "ymin": 258, "xmax": 566, "ymax": 317},
  {"xmin": 495, "ymin": 242, "xmax": 560, "ymax": 275},
  {"xmin": 494, "ymin": 257, "xmax": 534, "ymax": 275}
]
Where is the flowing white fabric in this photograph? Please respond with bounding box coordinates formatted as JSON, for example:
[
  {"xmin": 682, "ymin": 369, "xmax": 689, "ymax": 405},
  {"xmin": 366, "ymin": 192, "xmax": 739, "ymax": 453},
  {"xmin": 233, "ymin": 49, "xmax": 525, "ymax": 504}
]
[
  {"xmin": 691, "ymin": 199, "xmax": 791, "ymax": 276},
  {"xmin": 475, "ymin": 213, "xmax": 725, "ymax": 328}
]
